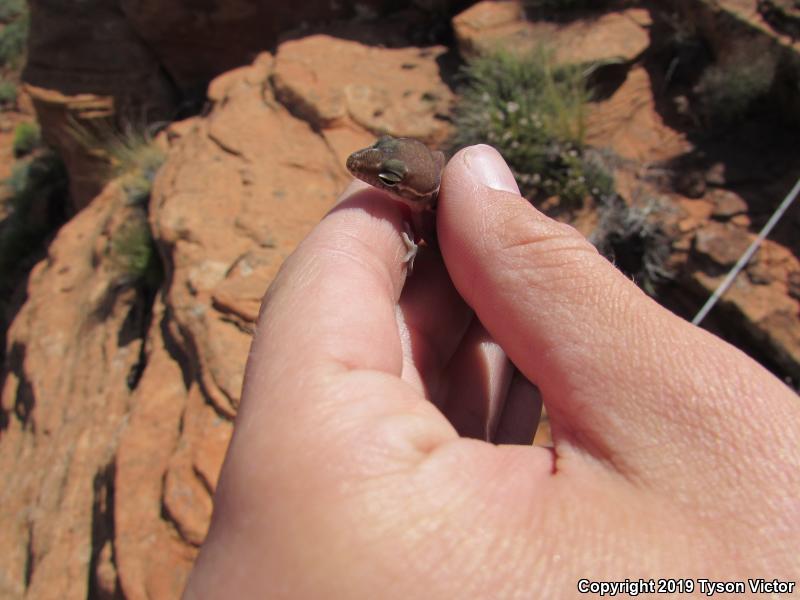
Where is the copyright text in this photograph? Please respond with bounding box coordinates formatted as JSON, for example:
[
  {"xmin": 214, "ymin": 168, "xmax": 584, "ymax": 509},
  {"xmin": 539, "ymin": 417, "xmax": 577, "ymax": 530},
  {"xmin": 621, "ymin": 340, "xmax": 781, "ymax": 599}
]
[{"xmin": 576, "ymin": 578, "xmax": 796, "ymax": 596}]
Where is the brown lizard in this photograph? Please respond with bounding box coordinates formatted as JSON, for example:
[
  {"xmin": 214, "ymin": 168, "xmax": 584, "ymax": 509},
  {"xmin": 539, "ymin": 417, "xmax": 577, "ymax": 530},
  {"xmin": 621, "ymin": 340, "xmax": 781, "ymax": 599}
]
[{"xmin": 346, "ymin": 136, "xmax": 446, "ymax": 271}]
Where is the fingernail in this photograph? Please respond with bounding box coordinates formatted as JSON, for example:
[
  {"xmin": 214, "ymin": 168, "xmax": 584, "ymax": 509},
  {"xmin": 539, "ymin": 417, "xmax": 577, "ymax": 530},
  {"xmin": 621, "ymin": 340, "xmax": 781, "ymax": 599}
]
[{"xmin": 463, "ymin": 145, "xmax": 520, "ymax": 194}]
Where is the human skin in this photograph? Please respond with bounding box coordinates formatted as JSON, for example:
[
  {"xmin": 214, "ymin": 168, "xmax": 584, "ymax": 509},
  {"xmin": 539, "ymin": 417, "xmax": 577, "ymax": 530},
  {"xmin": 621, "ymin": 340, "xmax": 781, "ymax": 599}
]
[{"xmin": 183, "ymin": 145, "xmax": 800, "ymax": 598}]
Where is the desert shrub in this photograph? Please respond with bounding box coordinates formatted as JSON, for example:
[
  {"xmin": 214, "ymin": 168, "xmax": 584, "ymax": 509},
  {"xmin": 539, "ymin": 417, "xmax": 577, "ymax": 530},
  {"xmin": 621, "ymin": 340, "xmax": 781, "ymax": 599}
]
[
  {"xmin": 589, "ymin": 195, "xmax": 674, "ymax": 295},
  {"xmin": 0, "ymin": 9, "xmax": 28, "ymax": 67},
  {"xmin": 695, "ymin": 47, "xmax": 777, "ymax": 126},
  {"xmin": 450, "ymin": 48, "xmax": 614, "ymax": 207},
  {"xmin": 12, "ymin": 121, "xmax": 40, "ymax": 157},
  {"xmin": 110, "ymin": 210, "xmax": 162, "ymax": 287},
  {"xmin": 0, "ymin": 79, "xmax": 15, "ymax": 105}
]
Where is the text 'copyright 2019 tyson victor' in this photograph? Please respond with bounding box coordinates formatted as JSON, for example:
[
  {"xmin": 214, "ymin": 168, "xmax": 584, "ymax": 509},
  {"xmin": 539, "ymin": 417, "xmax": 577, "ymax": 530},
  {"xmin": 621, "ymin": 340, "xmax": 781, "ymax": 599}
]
[{"xmin": 577, "ymin": 578, "xmax": 796, "ymax": 596}]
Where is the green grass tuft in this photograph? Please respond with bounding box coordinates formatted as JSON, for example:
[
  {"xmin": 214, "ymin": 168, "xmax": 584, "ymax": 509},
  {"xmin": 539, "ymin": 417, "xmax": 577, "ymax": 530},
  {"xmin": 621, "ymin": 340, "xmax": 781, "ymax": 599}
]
[
  {"xmin": 450, "ymin": 48, "xmax": 614, "ymax": 207},
  {"xmin": 110, "ymin": 211, "xmax": 162, "ymax": 287},
  {"xmin": 12, "ymin": 121, "xmax": 41, "ymax": 157}
]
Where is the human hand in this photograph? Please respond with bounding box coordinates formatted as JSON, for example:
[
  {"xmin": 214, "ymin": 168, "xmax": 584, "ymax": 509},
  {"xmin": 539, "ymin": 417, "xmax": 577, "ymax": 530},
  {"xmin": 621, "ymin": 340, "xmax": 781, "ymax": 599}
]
[{"xmin": 184, "ymin": 145, "xmax": 800, "ymax": 598}]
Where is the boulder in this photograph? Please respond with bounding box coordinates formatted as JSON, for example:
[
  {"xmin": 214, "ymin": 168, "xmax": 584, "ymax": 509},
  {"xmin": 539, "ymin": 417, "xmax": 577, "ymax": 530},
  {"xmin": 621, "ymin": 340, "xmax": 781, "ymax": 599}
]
[
  {"xmin": 710, "ymin": 189, "xmax": 749, "ymax": 220},
  {"xmin": 453, "ymin": 1, "xmax": 652, "ymax": 65},
  {"xmin": 272, "ymin": 35, "xmax": 452, "ymax": 143},
  {"xmin": 21, "ymin": 85, "xmax": 138, "ymax": 211},
  {"xmin": 691, "ymin": 225, "xmax": 800, "ymax": 379},
  {"xmin": 693, "ymin": 221, "xmax": 752, "ymax": 268}
]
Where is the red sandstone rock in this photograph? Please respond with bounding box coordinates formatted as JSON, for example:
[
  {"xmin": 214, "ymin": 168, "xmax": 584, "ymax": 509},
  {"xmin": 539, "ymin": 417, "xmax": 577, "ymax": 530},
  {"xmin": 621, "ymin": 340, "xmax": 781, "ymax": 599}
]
[
  {"xmin": 114, "ymin": 302, "xmax": 196, "ymax": 600},
  {"xmin": 691, "ymin": 223, "xmax": 800, "ymax": 378},
  {"xmin": 0, "ymin": 183, "xmax": 148, "ymax": 599},
  {"xmin": 710, "ymin": 189, "xmax": 749, "ymax": 219},
  {"xmin": 272, "ymin": 35, "xmax": 453, "ymax": 143},
  {"xmin": 152, "ymin": 55, "xmax": 346, "ymax": 420},
  {"xmin": 693, "ymin": 261, "xmax": 800, "ymax": 377},
  {"xmin": 586, "ymin": 66, "xmax": 691, "ymax": 163},
  {"xmin": 694, "ymin": 222, "xmax": 753, "ymax": 268},
  {"xmin": 21, "ymin": 85, "xmax": 122, "ymax": 210},
  {"xmin": 453, "ymin": 1, "xmax": 651, "ymax": 64}
]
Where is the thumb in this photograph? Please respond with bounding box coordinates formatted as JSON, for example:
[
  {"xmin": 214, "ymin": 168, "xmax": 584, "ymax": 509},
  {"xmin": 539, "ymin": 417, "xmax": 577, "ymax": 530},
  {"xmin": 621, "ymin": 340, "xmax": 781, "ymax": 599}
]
[{"xmin": 436, "ymin": 145, "xmax": 787, "ymax": 474}]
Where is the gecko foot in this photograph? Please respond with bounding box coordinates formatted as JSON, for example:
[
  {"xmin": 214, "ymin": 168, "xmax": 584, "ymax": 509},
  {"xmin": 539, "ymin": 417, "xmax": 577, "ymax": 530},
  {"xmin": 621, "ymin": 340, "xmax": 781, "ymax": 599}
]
[{"xmin": 401, "ymin": 222, "xmax": 419, "ymax": 274}]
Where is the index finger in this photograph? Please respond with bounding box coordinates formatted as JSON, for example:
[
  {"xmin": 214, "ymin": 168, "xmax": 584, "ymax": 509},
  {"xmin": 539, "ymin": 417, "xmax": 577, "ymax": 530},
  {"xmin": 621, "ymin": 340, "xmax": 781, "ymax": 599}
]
[
  {"xmin": 244, "ymin": 181, "xmax": 409, "ymax": 400},
  {"xmin": 234, "ymin": 179, "xmax": 468, "ymax": 456}
]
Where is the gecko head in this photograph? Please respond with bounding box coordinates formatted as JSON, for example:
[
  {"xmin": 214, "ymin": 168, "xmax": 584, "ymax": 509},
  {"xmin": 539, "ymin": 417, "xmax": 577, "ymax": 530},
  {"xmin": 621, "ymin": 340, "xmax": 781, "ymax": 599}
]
[
  {"xmin": 346, "ymin": 137, "xmax": 410, "ymax": 196},
  {"xmin": 346, "ymin": 136, "xmax": 442, "ymax": 208}
]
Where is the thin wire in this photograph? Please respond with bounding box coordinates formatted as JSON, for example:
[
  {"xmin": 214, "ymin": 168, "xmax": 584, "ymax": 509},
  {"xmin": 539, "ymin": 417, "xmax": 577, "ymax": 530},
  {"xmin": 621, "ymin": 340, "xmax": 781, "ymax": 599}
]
[{"xmin": 692, "ymin": 175, "xmax": 800, "ymax": 326}]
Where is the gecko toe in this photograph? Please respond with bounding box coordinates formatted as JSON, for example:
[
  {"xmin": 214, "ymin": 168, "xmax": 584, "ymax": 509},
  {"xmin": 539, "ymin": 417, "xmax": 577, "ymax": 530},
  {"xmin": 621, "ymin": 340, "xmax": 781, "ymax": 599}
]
[{"xmin": 401, "ymin": 226, "xmax": 419, "ymax": 274}]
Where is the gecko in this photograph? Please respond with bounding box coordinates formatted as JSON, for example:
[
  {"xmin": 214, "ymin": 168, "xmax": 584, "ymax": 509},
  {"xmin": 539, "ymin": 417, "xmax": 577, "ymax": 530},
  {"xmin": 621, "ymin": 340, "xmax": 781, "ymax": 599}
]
[{"xmin": 346, "ymin": 136, "xmax": 446, "ymax": 272}]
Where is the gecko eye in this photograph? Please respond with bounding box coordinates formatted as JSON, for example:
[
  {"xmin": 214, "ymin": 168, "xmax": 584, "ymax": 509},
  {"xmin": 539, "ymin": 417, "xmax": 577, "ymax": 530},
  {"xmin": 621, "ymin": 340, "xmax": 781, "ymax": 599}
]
[
  {"xmin": 378, "ymin": 158, "xmax": 407, "ymax": 186},
  {"xmin": 378, "ymin": 171, "xmax": 403, "ymax": 186}
]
